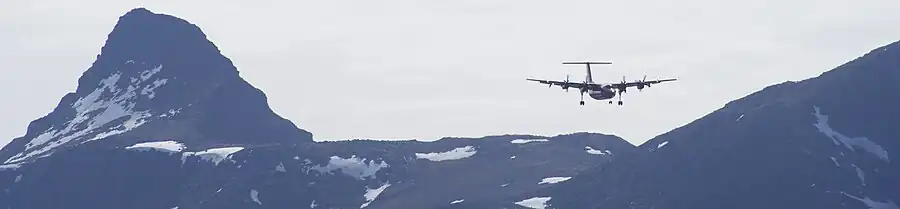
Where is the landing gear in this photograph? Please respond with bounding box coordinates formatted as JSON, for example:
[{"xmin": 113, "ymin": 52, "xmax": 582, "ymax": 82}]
[
  {"xmin": 579, "ymin": 89, "xmax": 586, "ymax": 106},
  {"xmin": 613, "ymin": 88, "xmax": 624, "ymax": 106}
]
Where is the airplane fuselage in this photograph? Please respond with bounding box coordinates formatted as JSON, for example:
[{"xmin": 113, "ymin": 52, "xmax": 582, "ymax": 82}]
[{"xmin": 587, "ymin": 84, "xmax": 616, "ymax": 100}]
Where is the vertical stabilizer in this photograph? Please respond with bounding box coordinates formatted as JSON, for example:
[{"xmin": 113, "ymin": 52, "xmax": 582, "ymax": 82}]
[
  {"xmin": 585, "ymin": 64, "xmax": 593, "ymax": 83},
  {"xmin": 562, "ymin": 61, "xmax": 611, "ymax": 84}
]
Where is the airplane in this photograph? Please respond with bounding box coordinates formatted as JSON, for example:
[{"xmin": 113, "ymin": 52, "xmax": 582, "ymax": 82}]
[{"xmin": 526, "ymin": 61, "xmax": 677, "ymax": 106}]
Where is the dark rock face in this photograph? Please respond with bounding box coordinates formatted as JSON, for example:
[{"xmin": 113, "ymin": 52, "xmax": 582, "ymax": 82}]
[
  {"xmin": 0, "ymin": 8, "xmax": 313, "ymax": 165},
  {"xmin": 543, "ymin": 41, "xmax": 900, "ymax": 209},
  {"xmin": 0, "ymin": 8, "xmax": 636, "ymax": 209},
  {"xmin": 0, "ymin": 133, "xmax": 631, "ymax": 209}
]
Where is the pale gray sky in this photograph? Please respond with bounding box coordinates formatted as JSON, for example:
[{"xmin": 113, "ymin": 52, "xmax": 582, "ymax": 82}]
[{"xmin": 2, "ymin": 0, "xmax": 899, "ymax": 146}]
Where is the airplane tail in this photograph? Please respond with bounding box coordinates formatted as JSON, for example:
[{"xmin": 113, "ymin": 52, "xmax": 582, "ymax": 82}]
[
  {"xmin": 562, "ymin": 61, "xmax": 611, "ymax": 84},
  {"xmin": 586, "ymin": 65, "xmax": 593, "ymax": 83}
]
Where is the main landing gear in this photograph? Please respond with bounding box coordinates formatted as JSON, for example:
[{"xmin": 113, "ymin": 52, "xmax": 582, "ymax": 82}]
[
  {"xmin": 579, "ymin": 90, "xmax": 586, "ymax": 106},
  {"xmin": 609, "ymin": 88, "xmax": 624, "ymax": 106}
]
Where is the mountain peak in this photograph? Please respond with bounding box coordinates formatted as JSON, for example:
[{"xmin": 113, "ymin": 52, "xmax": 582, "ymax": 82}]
[
  {"xmin": 0, "ymin": 8, "xmax": 313, "ymax": 164},
  {"xmin": 123, "ymin": 7, "xmax": 154, "ymax": 16}
]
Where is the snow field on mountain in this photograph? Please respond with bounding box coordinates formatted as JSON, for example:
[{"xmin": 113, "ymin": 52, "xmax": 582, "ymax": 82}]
[
  {"xmin": 360, "ymin": 182, "xmax": 391, "ymax": 208},
  {"xmin": 6, "ymin": 62, "xmax": 169, "ymax": 164},
  {"xmin": 125, "ymin": 140, "xmax": 185, "ymax": 153},
  {"xmin": 181, "ymin": 147, "xmax": 244, "ymax": 165},
  {"xmin": 250, "ymin": 189, "xmax": 262, "ymax": 205},
  {"xmin": 415, "ymin": 145, "xmax": 476, "ymax": 161},
  {"xmin": 813, "ymin": 106, "xmax": 889, "ymax": 162},
  {"xmin": 538, "ymin": 177, "xmax": 571, "ymax": 184},
  {"xmin": 309, "ymin": 155, "xmax": 389, "ymax": 180},
  {"xmin": 515, "ymin": 197, "xmax": 551, "ymax": 209},
  {"xmin": 585, "ymin": 146, "xmax": 611, "ymax": 155},
  {"xmin": 510, "ymin": 139, "xmax": 548, "ymax": 144}
]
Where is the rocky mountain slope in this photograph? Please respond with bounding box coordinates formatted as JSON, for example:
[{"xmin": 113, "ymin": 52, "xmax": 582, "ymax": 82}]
[
  {"xmin": 0, "ymin": 8, "xmax": 634, "ymax": 209},
  {"xmin": 538, "ymin": 41, "xmax": 900, "ymax": 209}
]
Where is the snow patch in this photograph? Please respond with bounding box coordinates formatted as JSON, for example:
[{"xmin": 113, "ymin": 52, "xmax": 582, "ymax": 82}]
[
  {"xmin": 852, "ymin": 164, "xmax": 866, "ymax": 185},
  {"xmin": 139, "ymin": 65, "xmax": 163, "ymax": 81},
  {"xmin": 539, "ymin": 176, "xmax": 572, "ymax": 184},
  {"xmin": 0, "ymin": 163, "xmax": 20, "ymax": 171},
  {"xmin": 813, "ymin": 106, "xmax": 890, "ymax": 162},
  {"xmin": 360, "ymin": 182, "xmax": 391, "ymax": 208},
  {"xmin": 842, "ymin": 192, "xmax": 900, "ymax": 209},
  {"xmin": 510, "ymin": 156, "xmax": 516, "ymax": 159},
  {"xmin": 736, "ymin": 114, "xmax": 744, "ymax": 121},
  {"xmin": 415, "ymin": 146, "xmax": 477, "ymax": 161},
  {"xmin": 250, "ymin": 189, "xmax": 262, "ymax": 205},
  {"xmin": 450, "ymin": 199, "xmax": 464, "ymax": 204},
  {"xmin": 310, "ymin": 200, "xmax": 318, "ymax": 208},
  {"xmin": 275, "ymin": 162, "xmax": 287, "ymax": 172},
  {"xmin": 159, "ymin": 108, "xmax": 181, "ymax": 118},
  {"xmin": 501, "ymin": 183, "xmax": 510, "ymax": 187},
  {"xmin": 141, "ymin": 78, "xmax": 168, "ymax": 99},
  {"xmin": 829, "ymin": 157, "xmax": 840, "ymax": 167},
  {"xmin": 126, "ymin": 141, "xmax": 185, "ymax": 154},
  {"xmin": 14, "ymin": 174, "xmax": 22, "ymax": 183},
  {"xmin": 310, "ymin": 155, "xmax": 388, "ymax": 180},
  {"xmin": 511, "ymin": 139, "xmax": 549, "ymax": 144},
  {"xmin": 515, "ymin": 197, "xmax": 551, "ymax": 209},
  {"xmin": 585, "ymin": 146, "xmax": 612, "ymax": 155},
  {"xmin": 181, "ymin": 147, "xmax": 244, "ymax": 166},
  {"xmin": 5, "ymin": 64, "xmax": 167, "ymax": 164},
  {"xmin": 657, "ymin": 141, "xmax": 669, "ymax": 149}
]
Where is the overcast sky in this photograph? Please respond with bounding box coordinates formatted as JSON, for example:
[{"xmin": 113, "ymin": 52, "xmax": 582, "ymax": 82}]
[{"xmin": 2, "ymin": 0, "xmax": 899, "ymax": 147}]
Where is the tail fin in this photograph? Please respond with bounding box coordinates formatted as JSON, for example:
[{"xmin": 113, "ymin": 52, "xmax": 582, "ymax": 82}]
[
  {"xmin": 586, "ymin": 64, "xmax": 593, "ymax": 83},
  {"xmin": 562, "ymin": 61, "xmax": 610, "ymax": 84}
]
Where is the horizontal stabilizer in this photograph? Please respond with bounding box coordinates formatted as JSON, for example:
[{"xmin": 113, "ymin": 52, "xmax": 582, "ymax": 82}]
[{"xmin": 562, "ymin": 61, "xmax": 612, "ymax": 65}]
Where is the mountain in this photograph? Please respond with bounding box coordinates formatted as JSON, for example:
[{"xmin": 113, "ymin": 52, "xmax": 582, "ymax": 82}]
[
  {"xmin": 538, "ymin": 41, "xmax": 900, "ymax": 209},
  {"xmin": 0, "ymin": 7, "xmax": 313, "ymax": 165},
  {"xmin": 0, "ymin": 8, "xmax": 635, "ymax": 209}
]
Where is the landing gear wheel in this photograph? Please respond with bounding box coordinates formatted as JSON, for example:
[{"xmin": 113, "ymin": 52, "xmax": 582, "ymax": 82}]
[
  {"xmin": 617, "ymin": 101, "xmax": 623, "ymax": 105},
  {"xmin": 608, "ymin": 101, "xmax": 613, "ymax": 104},
  {"xmin": 579, "ymin": 101, "xmax": 585, "ymax": 105}
]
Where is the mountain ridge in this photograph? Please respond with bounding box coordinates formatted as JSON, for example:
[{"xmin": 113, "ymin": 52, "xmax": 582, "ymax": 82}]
[
  {"xmin": 540, "ymin": 39, "xmax": 900, "ymax": 209},
  {"xmin": 0, "ymin": 8, "xmax": 634, "ymax": 209},
  {"xmin": 5, "ymin": 6, "xmax": 896, "ymax": 209}
]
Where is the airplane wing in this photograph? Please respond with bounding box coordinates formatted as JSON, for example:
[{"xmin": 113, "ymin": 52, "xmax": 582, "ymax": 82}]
[
  {"xmin": 609, "ymin": 78, "xmax": 677, "ymax": 89},
  {"xmin": 526, "ymin": 78, "xmax": 593, "ymax": 89}
]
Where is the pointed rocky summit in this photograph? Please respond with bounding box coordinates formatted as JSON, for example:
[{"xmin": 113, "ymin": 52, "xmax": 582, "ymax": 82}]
[
  {"xmin": 0, "ymin": 8, "xmax": 639, "ymax": 209},
  {"xmin": 0, "ymin": 8, "xmax": 313, "ymax": 164}
]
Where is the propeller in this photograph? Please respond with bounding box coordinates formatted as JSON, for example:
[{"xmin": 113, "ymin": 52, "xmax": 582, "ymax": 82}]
[
  {"xmin": 563, "ymin": 74, "xmax": 570, "ymax": 92},
  {"xmin": 637, "ymin": 75, "xmax": 649, "ymax": 91}
]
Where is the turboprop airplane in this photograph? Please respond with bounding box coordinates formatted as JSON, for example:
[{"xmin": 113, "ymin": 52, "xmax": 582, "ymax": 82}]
[{"xmin": 526, "ymin": 61, "xmax": 677, "ymax": 106}]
